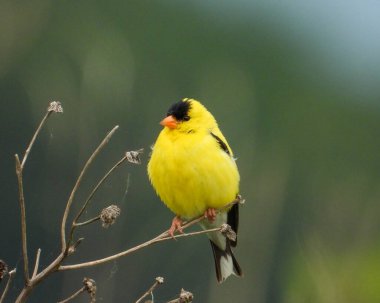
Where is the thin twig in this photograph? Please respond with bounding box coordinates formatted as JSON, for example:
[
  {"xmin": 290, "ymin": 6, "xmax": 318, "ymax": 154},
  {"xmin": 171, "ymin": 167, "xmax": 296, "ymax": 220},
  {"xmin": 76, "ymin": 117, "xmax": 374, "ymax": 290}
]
[
  {"xmin": 156, "ymin": 227, "xmax": 221, "ymax": 242},
  {"xmin": 74, "ymin": 216, "xmax": 100, "ymax": 227},
  {"xmin": 75, "ymin": 154, "xmax": 129, "ymax": 222},
  {"xmin": 166, "ymin": 288, "xmax": 193, "ymax": 303},
  {"xmin": 15, "ymin": 155, "xmax": 29, "ymax": 283},
  {"xmin": 0, "ymin": 269, "xmax": 16, "ymax": 303},
  {"xmin": 57, "ymin": 196, "xmax": 242, "ymax": 271},
  {"xmin": 67, "ymin": 154, "xmax": 128, "ymax": 246},
  {"xmin": 32, "ymin": 248, "xmax": 41, "ymax": 279},
  {"xmin": 61, "ymin": 125, "xmax": 119, "ymax": 253},
  {"xmin": 135, "ymin": 277, "xmax": 164, "ymax": 303},
  {"xmin": 21, "ymin": 111, "xmax": 52, "ymax": 169},
  {"xmin": 57, "ymin": 286, "xmax": 86, "ymax": 303}
]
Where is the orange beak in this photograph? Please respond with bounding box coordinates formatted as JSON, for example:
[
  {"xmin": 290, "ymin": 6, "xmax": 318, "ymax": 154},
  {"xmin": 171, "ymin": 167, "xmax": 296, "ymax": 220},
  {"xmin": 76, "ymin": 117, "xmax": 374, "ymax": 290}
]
[{"xmin": 160, "ymin": 115, "xmax": 177, "ymax": 129}]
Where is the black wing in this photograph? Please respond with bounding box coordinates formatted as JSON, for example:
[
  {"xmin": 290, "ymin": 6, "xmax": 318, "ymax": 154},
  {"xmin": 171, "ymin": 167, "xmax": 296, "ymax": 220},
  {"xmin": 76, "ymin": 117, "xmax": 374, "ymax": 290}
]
[{"xmin": 210, "ymin": 132, "xmax": 231, "ymax": 156}]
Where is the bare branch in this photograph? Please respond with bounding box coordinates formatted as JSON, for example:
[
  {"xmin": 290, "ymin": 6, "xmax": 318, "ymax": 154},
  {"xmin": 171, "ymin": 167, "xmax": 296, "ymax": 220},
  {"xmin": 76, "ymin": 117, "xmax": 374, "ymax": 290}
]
[
  {"xmin": 155, "ymin": 227, "xmax": 221, "ymax": 243},
  {"xmin": 135, "ymin": 277, "xmax": 164, "ymax": 303},
  {"xmin": 57, "ymin": 286, "xmax": 85, "ymax": 303},
  {"xmin": 0, "ymin": 269, "xmax": 16, "ymax": 303},
  {"xmin": 32, "ymin": 248, "xmax": 41, "ymax": 279},
  {"xmin": 21, "ymin": 111, "xmax": 51, "ymax": 169},
  {"xmin": 66, "ymin": 147, "xmax": 127, "ymax": 248},
  {"xmin": 21, "ymin": 101, "xmax": 63, "ymax": 170},
  {"xmin": 57, "ymin": 196, "xmax": 243, "ymax": 271},
  {"xmin": 74, "ymin": 216, "xmax": 100, "ymax": 227},
  {"xmin": 15, "ymin": 154, "xmax": 29, "ymax": 283},
  {"xmin": 61, "ymin": 125, "xmax": 119, "ymax": 253}
]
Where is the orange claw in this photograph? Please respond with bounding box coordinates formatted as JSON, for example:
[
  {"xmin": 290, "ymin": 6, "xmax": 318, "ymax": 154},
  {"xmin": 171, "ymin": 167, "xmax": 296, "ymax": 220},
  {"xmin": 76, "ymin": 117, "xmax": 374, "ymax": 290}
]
[
  {"xmin": 204, "ymin": 208, "xmax": 217, "ymax": 222},
  {"xmin": 168, "ymin": 216, "xmax": 183, "ymax": 237}
]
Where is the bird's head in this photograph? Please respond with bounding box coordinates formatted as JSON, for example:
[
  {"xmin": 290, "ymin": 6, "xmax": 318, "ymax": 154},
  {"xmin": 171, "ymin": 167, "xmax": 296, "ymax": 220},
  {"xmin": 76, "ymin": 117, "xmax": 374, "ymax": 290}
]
[{"xmin": 160, "ymin": 98, "xmax": 217, "ymax": 132}]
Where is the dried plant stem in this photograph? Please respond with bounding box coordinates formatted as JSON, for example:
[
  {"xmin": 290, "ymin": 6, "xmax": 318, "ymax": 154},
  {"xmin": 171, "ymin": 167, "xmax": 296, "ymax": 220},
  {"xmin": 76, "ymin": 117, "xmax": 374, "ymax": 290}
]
[
  {"xmin": 12, "ymin": 102, "xmax": 62, "ymax": 303},
  {"xmin": 32, "ymin": 249, "xmax": 41, "ymax": 279},
  {"xmin": 166, "ymin": 288, "xmax": 193, "ymax": 303},
  {"xmin": 74, "ymin": 216, "xmax": 100, "ymax": 227},
  {"xmin": 15, "ymin": 155, "xmax": 29, "ymax": 283},
  {"xmin": 57, "ymin": 286, "xmax": 86, "ymax": 303},
  {"xmin": 57, "ymin": 197, "xmax": 240, "ymax": 272},
  {"xmin": 61, "ymin": 125, "xmax": 119, "ymax": 252},
  {"xmin": 0, "ymin": 269, "xmax": 16, "ymax": 303},
  {"xmin": 21, "ymin": 111, "xmax": 52, "ymax": 169},
  {"xmin": 135, "ymin": 278, "xmax": 163, "ymax": 303},
  {"xmin": 68, "ymin": 154, "xmax": 128, "ymax": 245},
  {"xmin": 75, "ymin": 154, "xmax": 128, "ymax": 222},
  {"xmin": 156, "ymin": 227, "xmax": 221, "ymax": 243}
]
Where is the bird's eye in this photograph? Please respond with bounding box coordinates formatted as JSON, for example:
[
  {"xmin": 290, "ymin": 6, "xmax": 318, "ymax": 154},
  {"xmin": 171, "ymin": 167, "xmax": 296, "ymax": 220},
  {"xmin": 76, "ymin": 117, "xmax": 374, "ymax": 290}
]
[{"xmin": 183, "ymin": 115, "xmax": 190, "ymax": 121}]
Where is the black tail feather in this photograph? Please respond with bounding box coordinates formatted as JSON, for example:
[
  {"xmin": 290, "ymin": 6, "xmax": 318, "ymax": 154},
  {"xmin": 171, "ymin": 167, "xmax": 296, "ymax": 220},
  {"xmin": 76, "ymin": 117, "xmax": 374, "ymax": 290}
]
[
  {"xmin": 209, "ymin": 240, "xmax": 243, "ymax": 283},
  {"xmin": 227, "ymin": 202, "xmax": 239, "ymax": 247}
]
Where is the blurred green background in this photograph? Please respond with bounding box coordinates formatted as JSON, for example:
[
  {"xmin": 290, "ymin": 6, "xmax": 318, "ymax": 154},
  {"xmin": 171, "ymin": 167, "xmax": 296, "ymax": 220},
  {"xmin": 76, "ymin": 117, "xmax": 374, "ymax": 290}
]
[{"xmin": 1, "ymin": 0, "xmax": 380, "ymax": 302}]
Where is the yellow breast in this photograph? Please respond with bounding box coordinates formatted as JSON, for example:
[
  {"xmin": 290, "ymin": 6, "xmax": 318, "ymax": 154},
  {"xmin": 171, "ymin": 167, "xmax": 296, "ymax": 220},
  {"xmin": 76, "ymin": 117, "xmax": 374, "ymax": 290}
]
[{"xmin": 148, "ymin": 128, "xmax": 240, "ymax": 219}]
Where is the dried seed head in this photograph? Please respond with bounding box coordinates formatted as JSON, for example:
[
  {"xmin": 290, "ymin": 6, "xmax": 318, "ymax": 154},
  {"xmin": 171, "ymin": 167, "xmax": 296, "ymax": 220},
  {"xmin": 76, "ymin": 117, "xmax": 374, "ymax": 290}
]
[
  {"xmin": 100, "ymin": 205, "xmax": 121, "ymax": 228},
  {"xmin": 220, "ymin": 224, "xmax": 237, "ymax": 242},
  {"xmin": 125, "ymin": 149, "xmax": 143, "ymax": 164},
  {"xmin": 0, "ymin": 260, "xmax": 8, "ymax": 281},
  {"xmin": 47, "ymin": 101, "xmax": 63, "ymax": 113},
  {"xmin": 155, "ymin": 276, "xmax": 164, "ymax": 284},
  {"xmin": 179, "ymin": 288, "xmax": 194, "ymax": 303},
  {"xmin": 83, "ymin": 277, "xmax": 96, "ymax": 302}
]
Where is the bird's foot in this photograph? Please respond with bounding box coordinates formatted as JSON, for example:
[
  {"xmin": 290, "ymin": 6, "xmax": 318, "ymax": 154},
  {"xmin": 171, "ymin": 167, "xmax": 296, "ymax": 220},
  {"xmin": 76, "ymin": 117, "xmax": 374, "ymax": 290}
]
[
  {"xmin": 168, "ymin": 216, "xmax": 183, "ymax": 237},
  {"xmin": 204, "ymin": 208, "xmax": 217, "ymax": 222}
]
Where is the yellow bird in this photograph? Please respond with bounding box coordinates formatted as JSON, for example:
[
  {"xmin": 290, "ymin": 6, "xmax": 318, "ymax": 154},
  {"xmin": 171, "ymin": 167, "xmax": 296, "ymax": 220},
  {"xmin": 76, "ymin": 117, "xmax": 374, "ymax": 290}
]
[{"xmin": 147, "ymin": 98, "xmax": 242, "ymax": 283}]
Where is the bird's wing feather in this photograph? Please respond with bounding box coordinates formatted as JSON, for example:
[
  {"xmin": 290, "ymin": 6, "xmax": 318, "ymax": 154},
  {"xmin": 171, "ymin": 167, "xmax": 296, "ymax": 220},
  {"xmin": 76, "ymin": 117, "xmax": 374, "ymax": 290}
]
[{"xmin": 210, "ymin": 131, "xmax": 233, "ymax": 156}]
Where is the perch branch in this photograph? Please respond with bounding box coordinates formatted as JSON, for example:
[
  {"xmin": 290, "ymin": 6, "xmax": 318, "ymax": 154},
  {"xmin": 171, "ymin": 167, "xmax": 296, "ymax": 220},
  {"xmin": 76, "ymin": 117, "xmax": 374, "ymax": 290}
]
[
  {"xmin": 58, "ymin": 196, "xmax": 242, "ymax": 271},
  {"xmin": 15, "ymin": 155, "xmax": 29, "ymax": 283},
  {"xmin": 60, "ymin": 125, "xmax": 119, "ymax": 252}
]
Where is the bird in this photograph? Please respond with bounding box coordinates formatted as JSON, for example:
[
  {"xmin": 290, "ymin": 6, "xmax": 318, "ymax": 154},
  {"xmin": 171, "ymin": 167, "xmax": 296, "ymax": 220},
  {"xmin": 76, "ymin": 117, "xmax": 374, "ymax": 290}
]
[{"xmin": 147, "ymin": 98, "xmax": 242, "ymax": 283}]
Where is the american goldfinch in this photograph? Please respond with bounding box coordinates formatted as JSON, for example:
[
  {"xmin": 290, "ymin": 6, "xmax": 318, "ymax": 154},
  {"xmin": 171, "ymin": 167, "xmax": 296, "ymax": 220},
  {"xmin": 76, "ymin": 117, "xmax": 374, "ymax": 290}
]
[{"xmin": 147, "ymin": 98, "xmax": 242, "ymax": 283}]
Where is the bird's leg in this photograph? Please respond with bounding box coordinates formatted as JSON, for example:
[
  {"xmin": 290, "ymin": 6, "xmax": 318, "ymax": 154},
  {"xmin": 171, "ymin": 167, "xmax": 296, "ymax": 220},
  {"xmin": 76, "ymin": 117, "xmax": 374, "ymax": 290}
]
[
  {"xmin": 168, "ymin": 216, "xmax": 183, "ymax": 237},
  {"xmin": 204, "ymin": 208, "xmax": 217, "ymax": 222}
]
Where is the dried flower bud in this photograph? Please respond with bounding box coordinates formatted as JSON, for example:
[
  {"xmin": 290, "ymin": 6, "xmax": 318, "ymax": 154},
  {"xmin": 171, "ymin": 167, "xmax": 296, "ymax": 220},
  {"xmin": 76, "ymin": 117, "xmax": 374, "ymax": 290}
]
[
  {"xmin": 126, "ymin": 149, "xmax": 143, "ymax": 164},
  {"xmin": 220, "ymin": 224, "xmax": 237, "ymax": 242},
  {"xmin": 68, "ymin": 238, "xmax": 84, "ymax": 255},
  {"xmin": 179, "ymin": 288, "xmax": 193, "ymax": 303},
  {"xmin": 100, "ymin": 205, "xmax": 121, "ymax": 228},
  {"xmin": 155, "ymin": 276, "xmax": 164, "ymax": 284},
  {"xmin": 0, "ymin": 260, "xmax": 8, "ymax": 281},
  {"xmin": 47, "ymin": 101, "xmax": 63, "ymax": 113},
  {"xmin": 83, "ymin": 278, "xmax": 96, "ymax": 302}
]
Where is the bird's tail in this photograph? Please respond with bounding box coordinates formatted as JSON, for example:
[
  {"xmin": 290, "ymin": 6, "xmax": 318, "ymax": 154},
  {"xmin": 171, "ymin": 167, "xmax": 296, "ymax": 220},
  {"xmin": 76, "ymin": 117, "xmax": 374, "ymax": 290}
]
[
  {"xmin": 210, "ymin": 239, "xmax": 242, "ymax": 283},
  {"xmin": 200, "ymin": 203, "xmax": 242, "ymax": 282}
]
